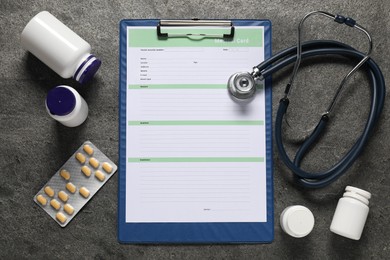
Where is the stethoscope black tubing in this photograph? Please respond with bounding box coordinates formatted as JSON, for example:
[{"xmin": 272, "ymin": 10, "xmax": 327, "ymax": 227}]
[{"xmin": 267, "ymin": 40, "xmax": 385, "ymax": 188}]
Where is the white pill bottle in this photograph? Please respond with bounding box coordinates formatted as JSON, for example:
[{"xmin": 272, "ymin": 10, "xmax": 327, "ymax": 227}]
[
  {"xmin": 45, "ymin": 85, "xmax": 88, "ymax": 127},
  {"xmin": 21, "ymin": 11, "xmax": 101, "ymax": 84},
  {"xmin": 330, "ymin": 186, "xmax": 371, "ymax": 240}
]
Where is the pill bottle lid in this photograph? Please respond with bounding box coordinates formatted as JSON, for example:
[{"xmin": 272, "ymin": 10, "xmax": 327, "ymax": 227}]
[
  {"xmin": 73, "ymin": 55, "xmax": 101, "ymax": 84},
  {"xmin": 280, "ymin": 205, "xmax": 315, "ymax": 238},
  {"xmin": 46, "ymin": 86, "xmax": 76, "ymax": 116}
]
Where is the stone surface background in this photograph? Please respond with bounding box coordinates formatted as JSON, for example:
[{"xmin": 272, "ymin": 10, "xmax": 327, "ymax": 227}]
[{"xmin": 0, "ymin": 0, "xmax": 389, "ymax": 259}]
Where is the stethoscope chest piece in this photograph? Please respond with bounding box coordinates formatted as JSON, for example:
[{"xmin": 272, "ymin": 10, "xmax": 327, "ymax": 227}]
[{"xmin": 228, "ymin": 72, "xmax": 256, "ymax": 100}]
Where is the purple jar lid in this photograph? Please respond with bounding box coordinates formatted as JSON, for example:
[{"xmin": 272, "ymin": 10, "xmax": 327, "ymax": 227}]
[
  {"xmin": 46, "ymin": 86, "xmax": 76, "ymax": 116},
  {"xmin": 73, "ymin": 55, "xmax": 102, "ymax": 84}
]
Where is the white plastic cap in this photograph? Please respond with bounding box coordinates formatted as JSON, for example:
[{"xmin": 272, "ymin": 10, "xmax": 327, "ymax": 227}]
[{"xmin": 280, "ymin": 205, "xmax": 315, "ymax": 238}]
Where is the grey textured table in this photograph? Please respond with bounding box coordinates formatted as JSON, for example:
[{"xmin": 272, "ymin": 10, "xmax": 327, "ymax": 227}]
[{"xmin": 1, "ymin": 0, "xmax": 389, "ymax": 259}]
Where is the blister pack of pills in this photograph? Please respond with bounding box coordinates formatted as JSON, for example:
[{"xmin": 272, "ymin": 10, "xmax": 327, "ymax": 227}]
[{"xmin": 34, "ymin": 141, "xmax": 117, "ymax": 227}]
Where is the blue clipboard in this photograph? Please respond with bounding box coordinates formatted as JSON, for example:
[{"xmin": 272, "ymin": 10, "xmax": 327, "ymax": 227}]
[{"xmin": 118, "ymin": 19, "xmax": 273, "ymax": 243}]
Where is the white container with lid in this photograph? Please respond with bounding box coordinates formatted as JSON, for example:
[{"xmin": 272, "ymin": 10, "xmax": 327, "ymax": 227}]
[
  {"xmin": 280, "ymin": 205, "xmax": 315, "ymax": 238},
  {"xmin": 45, "ymin": 85, "xmax": 88, "ymax": 127},
  {"xmin": 330, "ymin": 186, "xmax": 371, "ymax": 240},
  {"xmin": 21, "ymin": 11, "xmax": 101, "ymax": 84}
]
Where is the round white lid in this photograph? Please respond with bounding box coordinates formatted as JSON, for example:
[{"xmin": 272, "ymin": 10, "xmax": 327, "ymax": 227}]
[{"xmin": 281, "ymin": 205, "xmax": 315, "ymax": 238}]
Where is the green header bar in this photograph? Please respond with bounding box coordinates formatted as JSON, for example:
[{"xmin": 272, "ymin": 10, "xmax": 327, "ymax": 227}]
[
  {"xmin": 128, "ymin": 84, "xmax": 264, "ymax": 89},
  {"xmin": 128, "ymin": 120, "xmax": 264, "ymax": 126},
  {"xmin": 128, "ymin": 157, "xmax": 264, "ymax": 163},
  {"xmin": 128, "ymin": 28, "xmax": 263, "ymax": 47}
]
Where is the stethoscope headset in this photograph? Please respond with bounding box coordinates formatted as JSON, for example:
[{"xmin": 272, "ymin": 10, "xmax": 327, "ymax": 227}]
[{"xmin": 227, "ymin": 11, "xmax": 385, "ymax": 188}]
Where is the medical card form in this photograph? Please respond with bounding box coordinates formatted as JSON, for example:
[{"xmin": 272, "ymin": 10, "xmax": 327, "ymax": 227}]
[
  {"xmin": 125, "ymin": 26, "xmax": 267, "ymax": 223},
  {"xmin": 119, "ymin": 21, "xmax": 273, "ymax": 243}
]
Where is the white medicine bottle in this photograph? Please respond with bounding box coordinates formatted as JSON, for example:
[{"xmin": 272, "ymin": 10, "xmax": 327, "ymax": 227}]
[
  {"xmin": 21, "ymin": 11, "xmax": 101, "ymax": 84},
  {"xmin": 330, "ymin": 186, "xmax": 371, "ymax": 240},
  {"xmin": 45, "ymin": 85, "xmax": 88, "ymax": 127}
]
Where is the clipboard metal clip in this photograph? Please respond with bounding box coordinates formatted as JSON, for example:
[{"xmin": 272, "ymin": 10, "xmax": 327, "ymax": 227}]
[{"xmin": 157, "ymin": 19, "xmax": 235, "ymax": 39}]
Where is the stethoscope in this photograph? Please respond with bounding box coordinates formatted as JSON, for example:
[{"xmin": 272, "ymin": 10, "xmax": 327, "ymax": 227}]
[{"xmin": 227, "ymin": 11, "xmax": 385, "ymax": 188}]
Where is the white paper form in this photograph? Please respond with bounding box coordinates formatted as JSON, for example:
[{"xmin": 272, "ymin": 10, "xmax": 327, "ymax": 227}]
[{"xmin": 126, "ymin": 27, "xmax": 267, "ymax": 222}]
